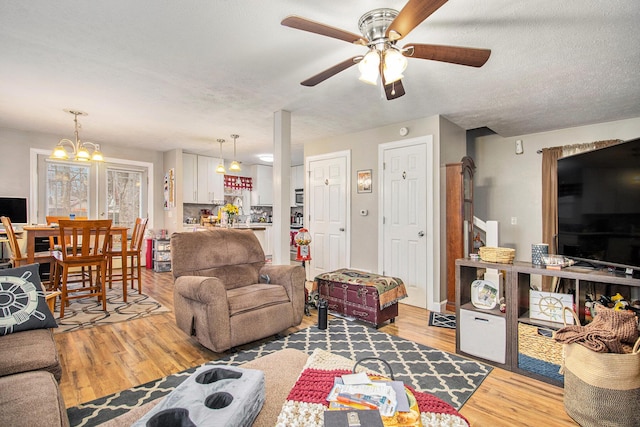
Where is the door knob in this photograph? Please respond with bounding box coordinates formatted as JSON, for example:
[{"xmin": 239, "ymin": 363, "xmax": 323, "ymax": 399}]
[
  {"xmin": 339, "ymin": 227, "xmax": 345, "ymax": 232},
  {"xmin": 418, "ymin": 231, "xmax": 425, "ymax": 237}
]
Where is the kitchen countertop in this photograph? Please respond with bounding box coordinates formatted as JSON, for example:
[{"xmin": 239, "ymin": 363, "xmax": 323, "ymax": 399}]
[{"xmin": 182, "ymin": 223, "xmax": 270, "ymax": 231}]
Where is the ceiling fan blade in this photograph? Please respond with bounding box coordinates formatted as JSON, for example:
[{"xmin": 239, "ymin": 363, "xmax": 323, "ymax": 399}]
[
  {"xmin": 301, "ymin": 56, "xmax": 362, "ymax": 87},
  {"xmin": 384, "ymin": 80, "xmax": 406, "ymax": 100},
  {"xmin": 386, "ymin": 0, "xmax": 449, "ymax": 41},
  {"xmin": 404, "ymin": 43, "xmax": 491, "ymax": 67},
  {"xmin": 281, "ymin": 16, "xmax": 368, "ymax": 45}
]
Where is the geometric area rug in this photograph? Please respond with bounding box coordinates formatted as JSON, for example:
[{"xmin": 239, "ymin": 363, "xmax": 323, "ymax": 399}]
[
  {"xmin": 53, "ymin": 286, "xmax": 170, "ymax": 333},
  {"xmin": 429, "ymin": 312, "xmax": 456, "ymax": 329},
  {"xmin": 66, "ymin": 318, "xmax": 492, "ymax": 426}
]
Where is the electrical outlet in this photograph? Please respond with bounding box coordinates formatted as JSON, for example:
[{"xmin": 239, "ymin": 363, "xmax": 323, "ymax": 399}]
[{"xmin": 511, "ymin": 217, "xmax": 517, "ymax": 225}]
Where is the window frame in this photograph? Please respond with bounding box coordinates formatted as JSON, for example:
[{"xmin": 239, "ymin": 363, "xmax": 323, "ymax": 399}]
[{"xmin": 30, "ymin": 148, "xmax": 154, "ymax": 227}]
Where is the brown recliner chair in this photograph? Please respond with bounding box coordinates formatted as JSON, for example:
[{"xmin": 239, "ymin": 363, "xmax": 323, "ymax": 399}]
[{"xmin": 171, "ymin": 228, "xmax": 306, "ymax": 352}]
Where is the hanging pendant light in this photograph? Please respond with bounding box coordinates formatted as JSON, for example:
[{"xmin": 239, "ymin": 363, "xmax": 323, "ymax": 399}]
[
  {"xmin": 229, "ymin": 134, "xmax": 241, "ymax": 172},
  {"xmin": 50, "ymin": 109, "xmax": 103, "ymax": 162},
  {"xmin": 216, "ymin": 139, "xmax": 226, "ymax": 174}
]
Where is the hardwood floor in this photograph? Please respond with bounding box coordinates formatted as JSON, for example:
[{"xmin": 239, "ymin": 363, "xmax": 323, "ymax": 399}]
[{"xmin": 54, "ymin": 269, "xmax": 578, "ymax": 426}]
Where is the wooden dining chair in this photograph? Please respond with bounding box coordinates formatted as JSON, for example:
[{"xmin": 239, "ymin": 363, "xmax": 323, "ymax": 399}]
[
  {"xmin": 107, "ymin": 217, "xmax": 148, "ymax": 295},
  {"xmin": 1, "ymin": 216, "xmax": 55, "ymax": 286},
  {"xmin": 52, "ymin": 219, "xmax": 112, "ymax": 318},
  {"xmin": 45, "ymin": 215, "xmax": 88, "ymax": 250}
]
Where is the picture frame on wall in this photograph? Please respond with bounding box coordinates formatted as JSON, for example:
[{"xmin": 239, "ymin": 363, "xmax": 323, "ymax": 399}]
[{"xmin": 357, "ymin": 169, "xmax": 372, "ymax": 193}]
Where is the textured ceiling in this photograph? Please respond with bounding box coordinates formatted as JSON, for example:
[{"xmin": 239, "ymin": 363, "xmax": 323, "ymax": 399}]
[{"xmin": 1, "ymin": 1, "xmax": 639, "ymax": 166}]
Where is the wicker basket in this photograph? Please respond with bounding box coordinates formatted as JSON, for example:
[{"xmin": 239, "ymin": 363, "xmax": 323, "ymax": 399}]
[
  {"xmin": 479, "ymin": 246, "xmax": 515, "ymax": 263},
  {"xmin": 518, "ymin": 323, "xmax": 563, "ymax": 366}
]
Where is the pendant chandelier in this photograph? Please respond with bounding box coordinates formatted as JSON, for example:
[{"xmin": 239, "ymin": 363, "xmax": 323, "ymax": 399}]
[
  {"xmin": 229, "ymin": 134, "xmax": 241, "ymax": 172},
  {"xmin": 215, "ymin": 139, "xmax": 226, "ymax": 174},
  {"xmin": 50, "ymin": 110, "xmax": 103, "ymax": 162}
]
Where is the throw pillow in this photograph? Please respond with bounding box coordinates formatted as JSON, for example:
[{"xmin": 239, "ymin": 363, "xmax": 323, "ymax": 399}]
[{"xmin": 0, "ymin": 263, "xmax": 57, "ymax": 335}]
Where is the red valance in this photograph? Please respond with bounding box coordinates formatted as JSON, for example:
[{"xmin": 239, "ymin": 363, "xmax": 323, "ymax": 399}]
[{"xmin": 224, "ymin": 175, "xmax": 252, "ymax": 190}]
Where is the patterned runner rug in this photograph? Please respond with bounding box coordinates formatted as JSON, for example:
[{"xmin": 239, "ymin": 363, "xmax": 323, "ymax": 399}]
[
  {"xmin": 67, "ymin": 318, "xmax": 491, "ymax": 426},
  {"xmin": 429, "ymin": 312, "xmax": 457, "ymax": 329},
  {"xmin": 53, "ymin": 286, "xmax": 170, "ymax": 333}
]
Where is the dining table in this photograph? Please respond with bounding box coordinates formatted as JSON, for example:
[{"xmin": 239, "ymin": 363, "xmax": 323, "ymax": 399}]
[{"xmin": 23, "ymin": 224, "xmax": 131, "ymax": 302}]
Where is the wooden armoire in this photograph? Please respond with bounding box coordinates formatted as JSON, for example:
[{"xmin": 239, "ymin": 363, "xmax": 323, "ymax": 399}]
[{"xmin": 445, "ymin": 156, "xmax": 475, "ymax": 312}]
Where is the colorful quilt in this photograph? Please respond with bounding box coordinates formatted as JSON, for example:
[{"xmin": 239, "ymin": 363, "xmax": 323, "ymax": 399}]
[
  {"xmin": 275, "ymin": 349, "xmax": 469, "ymax": 427},
  {"xmin": 314, "ymin": 269, "xmax": 408, "ymax": 309}
]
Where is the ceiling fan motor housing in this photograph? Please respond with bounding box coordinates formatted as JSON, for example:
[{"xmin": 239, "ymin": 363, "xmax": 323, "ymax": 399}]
[{"xmin": 358, "ymin": 8, "xmax": 398, "ymax": 46}]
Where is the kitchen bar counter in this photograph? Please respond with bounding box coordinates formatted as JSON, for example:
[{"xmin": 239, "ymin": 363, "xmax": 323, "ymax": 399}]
[{"xmin": 182, "ymin": 223, "xmax": 270, "ymax": 231}]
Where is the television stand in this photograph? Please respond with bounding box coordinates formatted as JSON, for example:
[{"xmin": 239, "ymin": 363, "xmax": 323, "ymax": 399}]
[{"xmin": 455, "ymin": 258, "xmax": 640, "ymax": 385}]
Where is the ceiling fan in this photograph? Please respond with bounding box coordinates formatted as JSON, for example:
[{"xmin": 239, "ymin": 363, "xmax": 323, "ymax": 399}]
[{"xmin": 281, "ymin": 0, "xmax": 491, "ymax": 100}]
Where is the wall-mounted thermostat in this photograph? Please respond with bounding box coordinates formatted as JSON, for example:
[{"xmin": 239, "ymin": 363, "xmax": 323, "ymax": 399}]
[{"xmin": 399, "ymin": 127, "xmax": 409, "ymax": 136}]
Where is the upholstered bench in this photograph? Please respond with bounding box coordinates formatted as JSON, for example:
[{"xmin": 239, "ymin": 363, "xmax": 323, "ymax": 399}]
[{"xmin": 315, "ymin": 269, "xmax": 408, "ymax": 327}]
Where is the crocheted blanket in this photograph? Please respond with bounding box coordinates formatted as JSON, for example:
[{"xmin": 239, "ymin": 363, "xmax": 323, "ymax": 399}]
[
  {"xmin": 275, "ymin": 349, "xmax": 469, "ymax": 427},
  {"xmin": 314, "ymin": 269, "xmax": 408, "ymax": 309}
]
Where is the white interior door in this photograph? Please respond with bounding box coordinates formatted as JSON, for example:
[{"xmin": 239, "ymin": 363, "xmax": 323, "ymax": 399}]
[
  {"xmin": 307, "ymin": 153, "xmax": 349, "ymax": 280},
  {"xmin": 381, "ymin": 142, "xmax": 428, "ymax": 308}
]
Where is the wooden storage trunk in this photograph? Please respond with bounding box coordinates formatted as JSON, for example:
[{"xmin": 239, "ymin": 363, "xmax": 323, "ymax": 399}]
[{"xmin": 316, "ymin": 276, "xmax": 398, "ymax": 328}]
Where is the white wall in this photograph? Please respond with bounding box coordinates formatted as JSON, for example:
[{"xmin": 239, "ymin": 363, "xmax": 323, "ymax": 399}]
[
  {"xmin": 304, "ymin": 115, "xmax": 465, "ymax": 309},
  {"xmin": 473, "ymin": 116, "xmax": 640, "ymax": 260}
]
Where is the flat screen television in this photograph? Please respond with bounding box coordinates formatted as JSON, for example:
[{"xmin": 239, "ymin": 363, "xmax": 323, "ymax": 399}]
[
  {"xmin": 0, "ymin": 197, "xmax": 28, "ymax": 224},
  {"xmin": 557, "ymin": 138, "xmax": 640, "ymax": 275}
]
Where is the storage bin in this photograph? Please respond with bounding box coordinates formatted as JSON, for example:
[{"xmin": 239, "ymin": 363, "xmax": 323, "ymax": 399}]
[
  {"xmin": 459, "ymin": 308, "xmax": 506, "ymax": 364},
  {"xmin": 518, "ymin": 323, "xmax": 563, "ymax": 365},
  {"xmin": 517, "ymin": 323, "xmax": 564, "ymax": 383},
  {"xmin": 154, "ymin": 251, "xmax": 171, "ymax": 261},
  {"xmin": 154, "ymin": 261, "xmax": 171, "ymax": 272},
  {"xmin": 155, "ymin": 241, "xmax": 170, "ymax": 251}
]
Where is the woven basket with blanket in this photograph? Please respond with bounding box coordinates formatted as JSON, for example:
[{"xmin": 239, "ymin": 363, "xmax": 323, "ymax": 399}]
[{"xmin": 554, "ymin": 305, "xmax": 640, "ymax": 427}]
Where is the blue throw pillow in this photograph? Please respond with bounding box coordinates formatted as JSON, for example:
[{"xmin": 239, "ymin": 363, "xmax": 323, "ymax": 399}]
[{"xmin": 0, "ymin": 263, "xmax": 57, "ymax": 335}]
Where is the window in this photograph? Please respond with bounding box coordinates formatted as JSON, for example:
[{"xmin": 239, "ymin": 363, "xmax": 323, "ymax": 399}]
[
  {"xmin": 35, "ymin": 152, "xmax": 150, "ymax": 229},
  {"xmin": 106, "ymin": 167, "xmax": 143, "ymax": 228},
  {"xmin": 45, "ymin": 162, "xmax": 91, "ymax": 217}
]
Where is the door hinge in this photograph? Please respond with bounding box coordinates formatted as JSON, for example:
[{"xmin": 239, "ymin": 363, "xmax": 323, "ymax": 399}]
[{"xmin": 382, "ymin": 216, "xmax": 385, "ymax": 224}]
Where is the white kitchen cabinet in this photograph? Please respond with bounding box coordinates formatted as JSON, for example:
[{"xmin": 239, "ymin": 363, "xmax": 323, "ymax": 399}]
[
  {"xmin": 251, "ymin": 164, "xmax": 273, "ymax": 206},
  {"xmin": 183, "ymin": 153, "xmax": 198, "ymax": 203},
  {"xmin": 183, "ymin": 153, "xmax": 224, "ymax": 204},
  {"xmin": 197, "ymin": 155, "xmax": 224, "ymax": 204},
  {"xmin": 252, "ymin": 227, "xmax": 273, "ymax": 259}
]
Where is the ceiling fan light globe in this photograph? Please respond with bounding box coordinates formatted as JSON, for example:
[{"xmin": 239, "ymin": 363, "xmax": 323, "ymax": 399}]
[
  {"xmin": 382, "ymin": 69, "xmax": 403, "ymax": 83},
  {"xmin": 383, "ymin": 49, "xmax": 407, "ymax": 83},
  {"xmin": 359, "ymin": 72, "xmax": 379, "ymax": 85},
  {"xmin": 358, "ymin": 49, "xmax": 381, "ymax": 85}
]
